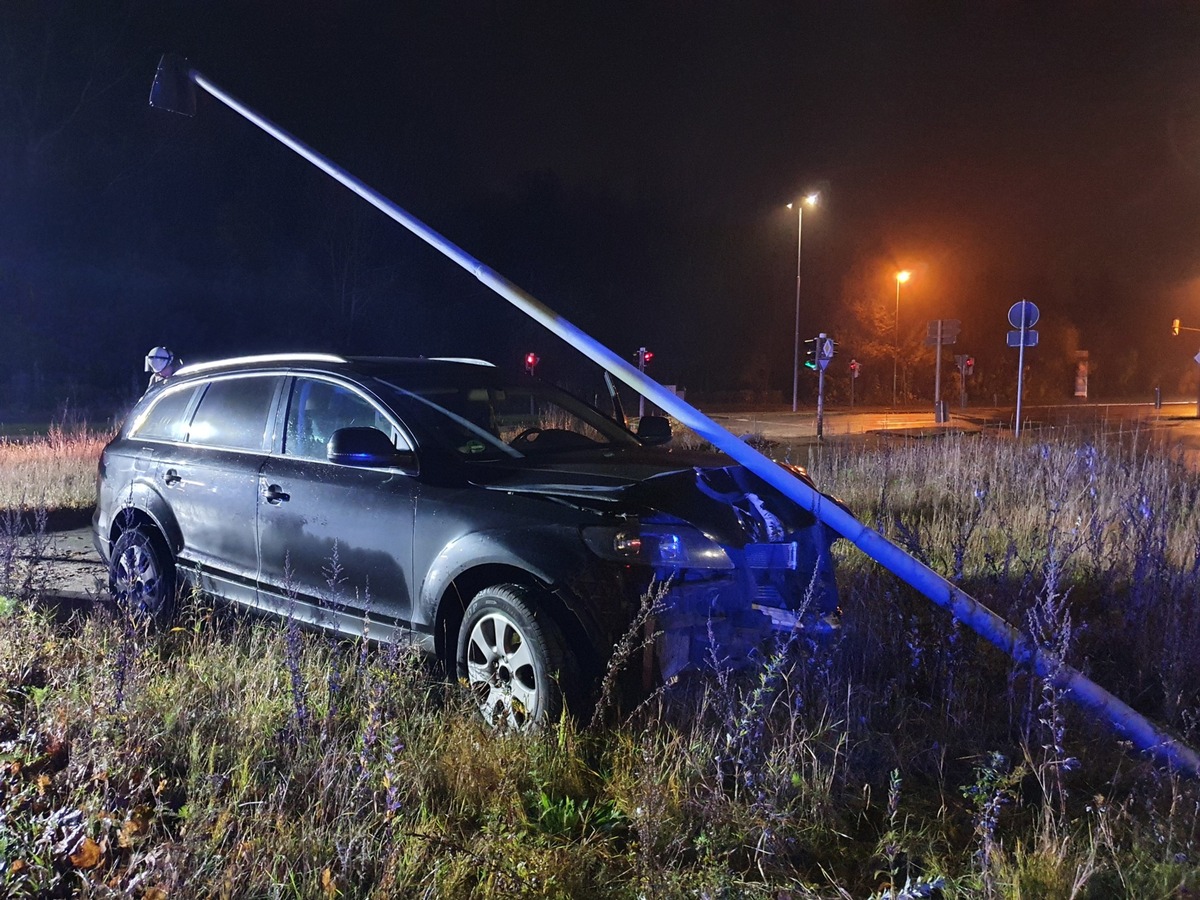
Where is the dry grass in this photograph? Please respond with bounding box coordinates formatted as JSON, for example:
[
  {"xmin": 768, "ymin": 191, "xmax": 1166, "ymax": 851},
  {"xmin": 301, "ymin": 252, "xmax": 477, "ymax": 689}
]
[{"xmin": 0, "ymin": 425, "xmax": 109, "ymax": 512}]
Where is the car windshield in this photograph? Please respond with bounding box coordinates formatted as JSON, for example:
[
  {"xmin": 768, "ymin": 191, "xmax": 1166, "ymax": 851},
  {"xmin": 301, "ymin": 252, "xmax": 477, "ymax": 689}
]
[{"xmin": 374, "ymin": 373, "xmax": 642, "ymax": 460}]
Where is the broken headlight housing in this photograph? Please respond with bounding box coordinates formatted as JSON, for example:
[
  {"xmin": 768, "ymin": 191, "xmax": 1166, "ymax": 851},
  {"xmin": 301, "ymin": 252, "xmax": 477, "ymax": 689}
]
[{"xmin": 582, "ymin": 524, "xmax": 734, "ymax": 571}]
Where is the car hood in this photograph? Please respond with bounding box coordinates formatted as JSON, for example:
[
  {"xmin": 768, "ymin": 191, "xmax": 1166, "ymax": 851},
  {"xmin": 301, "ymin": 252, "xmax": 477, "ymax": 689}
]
[
  {"xmin": 465, "ymin": 446, "xmax": 737, "ymax": 499},
  {"xmin": 465, "ymin": 446, "xmax": 829, "ymax": 545}
]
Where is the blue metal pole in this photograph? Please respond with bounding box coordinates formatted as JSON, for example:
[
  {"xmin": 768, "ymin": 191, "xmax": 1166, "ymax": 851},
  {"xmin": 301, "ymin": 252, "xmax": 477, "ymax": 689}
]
[{"xmin": 155, "ymin": 57, "xmax": 1200, "ymax": 778}]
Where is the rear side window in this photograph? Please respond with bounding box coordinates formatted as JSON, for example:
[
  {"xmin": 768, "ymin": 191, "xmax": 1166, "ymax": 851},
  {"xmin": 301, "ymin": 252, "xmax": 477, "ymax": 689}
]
[
  {"xmin": 128, "ymin": 386, "xmax": 197, "ymax": 442},
  {"xmin": 188, "ymin": 376, "xmax": 282, "ymax": 451}
]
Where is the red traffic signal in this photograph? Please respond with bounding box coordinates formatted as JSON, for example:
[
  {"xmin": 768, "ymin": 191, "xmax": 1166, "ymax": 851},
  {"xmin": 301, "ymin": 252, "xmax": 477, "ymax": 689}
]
[
  {"xmin": 524, "ymin": 352, "xmax": 540, "ymax": 373},
  {"xmin": 964, "ymin": 356, "xmax": 975, "ymax": 376},
  {"xmin": 849, "ymin": 359, "xmax": 861, "ymax": 378}
]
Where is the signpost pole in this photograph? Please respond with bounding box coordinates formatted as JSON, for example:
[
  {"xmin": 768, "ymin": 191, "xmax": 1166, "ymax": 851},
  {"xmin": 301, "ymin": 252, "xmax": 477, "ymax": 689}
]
[
  {"xmin": 1190, "ymin": 345, "xmax": 1200, "ymax": 417},
  {"xmin": 816, "ymin": 332, "xmax": 826, "ymax": 441},
  {"xmin": 1016, "ymin": 316, "xmax": 1027, "ymax": 438},
  {"xmin": 934, "ymin": 319, "xmax": 944, "ymax": 423}
]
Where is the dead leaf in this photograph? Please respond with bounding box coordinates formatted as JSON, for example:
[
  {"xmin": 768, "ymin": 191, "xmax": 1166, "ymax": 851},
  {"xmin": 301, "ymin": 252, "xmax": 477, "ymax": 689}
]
[
  {"xmin": 35, "ymin": 774, "xmax": 51, "ymax": 796},
  {"xmin": 119, "ymin": 806, "xmax": 153, "ymax": 848},
  {"xmin": 142, "ymin": 888, "xmax": 169, "ymax": 900},
  {"xmin": 321, "ymin": 866, "xmax": 339, "ymax": 897},
  {"xmin": 70, "ymin": 836, "xmax": 102, "ymax": 869},
  {"xmin": 10, "ymin": 859, "xmax": 27, "ymax": 875}
]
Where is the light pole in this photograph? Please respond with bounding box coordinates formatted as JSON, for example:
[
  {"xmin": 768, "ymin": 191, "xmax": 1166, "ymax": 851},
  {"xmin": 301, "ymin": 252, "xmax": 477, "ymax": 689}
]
[
  {"xmin": 892, "ymin": 270, "xmax": 911, "ymax": 408},
  {"xmin": 788, "ymin": 193, "xmax": 819, "ymax": 413}
]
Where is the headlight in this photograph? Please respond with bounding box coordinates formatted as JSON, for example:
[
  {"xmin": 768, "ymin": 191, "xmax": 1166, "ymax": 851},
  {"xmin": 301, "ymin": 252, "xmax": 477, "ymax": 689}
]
[{"xmin": 582, "ymin": 524, "xmax": 734, "ymax": 570}]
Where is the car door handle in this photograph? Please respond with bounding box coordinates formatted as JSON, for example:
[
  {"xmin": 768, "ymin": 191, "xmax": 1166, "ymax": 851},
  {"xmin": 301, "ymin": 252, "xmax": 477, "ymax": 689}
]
[
  {"xmin": 163, "ymin": 468, "xmax": 182, "ymax": 486},
  {"xmin": 264, "ymin": 484, "xmax": 290, "ymax": 504}
]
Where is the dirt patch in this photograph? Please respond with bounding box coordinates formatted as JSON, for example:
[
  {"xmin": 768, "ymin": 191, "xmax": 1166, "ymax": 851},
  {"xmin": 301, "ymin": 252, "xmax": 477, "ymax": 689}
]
[{"xmin": 12, "ymin": 524, "xmax": 108, "ymax": 617}]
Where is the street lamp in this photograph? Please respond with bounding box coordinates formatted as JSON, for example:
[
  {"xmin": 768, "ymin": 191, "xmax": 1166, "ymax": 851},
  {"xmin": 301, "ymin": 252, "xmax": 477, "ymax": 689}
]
[
  {"xmin": 893, "ymin": 270, "xmax": 911, "ymax": 408},
  {"xmin": 787, "ymin": 192, "xmax": 820, "ymax": 413}
]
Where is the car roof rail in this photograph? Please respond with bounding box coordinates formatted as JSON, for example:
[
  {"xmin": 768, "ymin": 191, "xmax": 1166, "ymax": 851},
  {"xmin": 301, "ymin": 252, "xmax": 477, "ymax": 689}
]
[
  {"xmin": 427, "ymin": 357, "xmax": 496, "ymax": 367},
  {"xmin": 174, "ymin": 352, "xmax": 347, "ymax": 376}
]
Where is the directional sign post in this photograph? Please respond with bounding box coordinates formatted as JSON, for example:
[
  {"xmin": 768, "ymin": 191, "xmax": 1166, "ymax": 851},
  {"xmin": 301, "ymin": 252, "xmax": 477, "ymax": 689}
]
[
  {"xmin": 815, "ymin": 332, "xmax": 834, "ymax": 440},
  {"xmin": 1193, "ymin": 350, "xmax": 1200, "ymax": 418},
  {"xmin": 925, "ymin": 319, "xmax": 960, "ymax": 423},
  {"xmin": 1008, "ymin": 300, "xmax": 1040, "ymax": 437}
]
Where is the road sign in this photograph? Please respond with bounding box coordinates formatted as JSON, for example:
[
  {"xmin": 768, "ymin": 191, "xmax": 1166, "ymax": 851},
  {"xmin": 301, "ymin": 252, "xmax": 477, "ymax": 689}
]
[
  {"xmin": 1008, "ymin": 300, "xmax": 1040, "ymax": 329},
  {"xmin": 1193, "ymin": 351, "xmax": 1200, "ymax": 366},
  {"xmin": 817, "ymin": 337, "xmax": 835, "ymax": 370},
  {"xmin": 1007, "ymin": 329, "xmax": 1039, "ymax": 347},
  {"xmin": 924, "ymin": 318, "xmax": 960, "ymax": 346},
  {"xmin": 1008, "ymin": 300, "xmax": 1039, "ymax": 439},
  {"xmin": 926, "ymin": 319, "xmax": 961, "ymax": 338}
]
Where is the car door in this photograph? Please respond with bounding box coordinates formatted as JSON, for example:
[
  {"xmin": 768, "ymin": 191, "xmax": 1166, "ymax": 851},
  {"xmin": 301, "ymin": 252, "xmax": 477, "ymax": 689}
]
[
  {"xmin": 256, "ymin": 375, "xmax": 419, "ymax": 637},
  {"xmin": 158, "ymin": 373, "xmax": 283, "ymax": 608}
]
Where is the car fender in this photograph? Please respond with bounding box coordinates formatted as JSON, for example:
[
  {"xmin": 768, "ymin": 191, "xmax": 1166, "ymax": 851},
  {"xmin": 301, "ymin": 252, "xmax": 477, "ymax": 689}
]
[
  {"xmin": 111, "ymin": 478, "xmax": 186, "ymax": 558},
  {"xmin": 420, "ymin": 525, "xmax": 588, "ymax": 610},
  {"xmin": 419, "ymin": 526, "xmax": 624, "ymax": 658}
]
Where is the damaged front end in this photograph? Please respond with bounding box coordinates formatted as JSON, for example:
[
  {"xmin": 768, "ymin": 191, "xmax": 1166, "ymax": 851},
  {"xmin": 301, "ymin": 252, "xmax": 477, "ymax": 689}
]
[{"xmin": 584, "ymin": 464, "xmax": 843, "ymax": 681}]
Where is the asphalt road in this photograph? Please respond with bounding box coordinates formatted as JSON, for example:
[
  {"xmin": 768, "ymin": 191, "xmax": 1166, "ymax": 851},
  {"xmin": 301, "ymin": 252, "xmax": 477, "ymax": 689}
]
[{"xmin": 709, "ymin": 400, "xmax": 1200, "ymax": 457}]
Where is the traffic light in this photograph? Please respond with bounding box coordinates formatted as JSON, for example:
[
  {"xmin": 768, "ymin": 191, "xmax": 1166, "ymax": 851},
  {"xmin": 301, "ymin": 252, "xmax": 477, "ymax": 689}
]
[
  {"xmin": 803, "ymin": 337, "xmax": 818, "ymax": 371},
  {"xmin": 524, "ymin": 352, "xmax": 540, "ymax": 374},
  {"xmin": 849, "ymin": 359, "xmax": 861, "ymax": 379},
  {"xmin": 634, "ymin": 347, "xmax": 654, "ymax": 370},
  {"xmin": 965, "ymin": 356, "xmax": 975, "ymax": 376},
  {"xmin": 1173, "ymin": 318, "xmax": 1181, "ymax": 336}
]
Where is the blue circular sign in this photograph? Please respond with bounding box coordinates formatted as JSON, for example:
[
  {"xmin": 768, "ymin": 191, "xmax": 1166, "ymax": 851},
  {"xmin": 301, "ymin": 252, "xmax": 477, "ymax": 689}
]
[{"xmin": 1008, "ymin": 300, "xmax": 1040, "ymax": 329}]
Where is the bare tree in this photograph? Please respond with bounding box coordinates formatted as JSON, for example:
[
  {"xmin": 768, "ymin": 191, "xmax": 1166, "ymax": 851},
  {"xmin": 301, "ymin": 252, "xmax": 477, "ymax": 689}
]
[{"xmin": 315, "ymin": 185, "xmax": 403, "ymax": 351}]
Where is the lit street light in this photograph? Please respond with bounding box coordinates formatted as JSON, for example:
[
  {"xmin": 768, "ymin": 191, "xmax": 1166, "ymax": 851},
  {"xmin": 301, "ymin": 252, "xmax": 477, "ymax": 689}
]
[
  {"xmin": 787, "ymin": 193, "xmax": 820, "ymax": 413},
  {"xmin": 893, "ymin": 270, "xmax": 911, "ymax": 408}
]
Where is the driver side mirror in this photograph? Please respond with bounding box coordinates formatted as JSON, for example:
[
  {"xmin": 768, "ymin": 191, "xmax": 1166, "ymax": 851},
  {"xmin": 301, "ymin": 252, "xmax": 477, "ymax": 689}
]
[
  {"xmin": 636, "ymin": 415, "xmax": 672, "ymax": 446},
  {"xmin": 328, "ymin": 427, "xmax": 417, "ymax": 472}
]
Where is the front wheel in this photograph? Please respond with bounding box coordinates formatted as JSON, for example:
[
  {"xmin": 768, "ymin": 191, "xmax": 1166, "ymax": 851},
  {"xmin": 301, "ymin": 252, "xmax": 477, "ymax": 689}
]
[
  {"xmin": 457, "ymin": 585, "xmax": 568, "ymax": 729},
  {"xmin": 109, "ymin": 527, "xmax": 177, "ymax": 620}
]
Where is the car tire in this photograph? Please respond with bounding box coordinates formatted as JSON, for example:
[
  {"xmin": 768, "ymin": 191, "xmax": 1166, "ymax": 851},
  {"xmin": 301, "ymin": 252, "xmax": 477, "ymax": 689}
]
[
  {"xmin": 109, "ymin": 527, "xmax": 177, "ymax": 621},
  {"xmin": 457, "ymin": 585, "xmax": 568, "ymax": 729}
]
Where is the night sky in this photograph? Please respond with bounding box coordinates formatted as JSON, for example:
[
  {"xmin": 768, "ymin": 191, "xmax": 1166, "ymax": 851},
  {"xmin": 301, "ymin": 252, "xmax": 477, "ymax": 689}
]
[{"xmin": 3, "ymin": 2, "xmax": 1200, "ymax": 417}]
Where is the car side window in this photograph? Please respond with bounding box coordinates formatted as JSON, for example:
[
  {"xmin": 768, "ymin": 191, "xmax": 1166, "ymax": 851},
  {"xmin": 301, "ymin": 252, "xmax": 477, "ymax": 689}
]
[
  {"xmin": 284, "ymin": 378, "xmax": 405, "ymax": 461},
  {"xmin": 128, "ymin": 385, "xmax": 197, "ymax": 442},
  {"xmin": 187, "ymin": 375, "xmax": 282, "ymax": 451}
]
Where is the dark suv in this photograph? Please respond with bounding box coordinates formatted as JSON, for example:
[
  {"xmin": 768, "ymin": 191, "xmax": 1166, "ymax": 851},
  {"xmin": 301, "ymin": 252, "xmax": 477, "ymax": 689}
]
[{"xmin": 95, "ymin": 354, "xmax": 841, "ymax": 725}]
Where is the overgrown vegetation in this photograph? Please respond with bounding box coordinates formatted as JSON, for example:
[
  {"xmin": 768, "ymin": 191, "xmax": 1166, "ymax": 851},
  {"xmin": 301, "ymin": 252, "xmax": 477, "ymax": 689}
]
[
  {"xmin": 2, "ymin": 426, "xmax": 1200, "ymax": 897},
  {"xmin": 0, "ymin": 425, "xmax": 108, "ymax": 514}
]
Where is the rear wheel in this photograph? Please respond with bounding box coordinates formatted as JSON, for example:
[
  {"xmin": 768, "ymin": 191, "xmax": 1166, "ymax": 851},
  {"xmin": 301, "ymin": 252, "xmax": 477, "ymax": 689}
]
[
  {"xmin": 109, "ymin": 528, "xmax": 177, "ymax": 620},
  {"xmin": 457, "ymin": 585, "xmax": 568, "ymax": 729}
]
